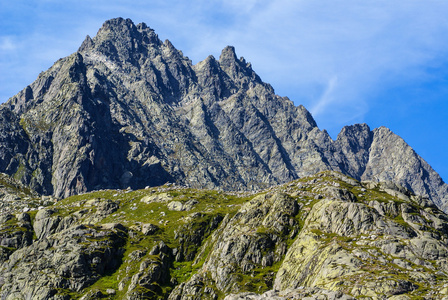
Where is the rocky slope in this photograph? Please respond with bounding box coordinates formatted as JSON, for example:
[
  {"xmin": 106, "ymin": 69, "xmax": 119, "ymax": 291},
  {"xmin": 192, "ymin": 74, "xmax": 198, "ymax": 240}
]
[
  {"xmin": 0, "ymin": 17, "xmax": 446, "ymax": 211},
  {"xmin": 1, "ymin": 171, "xmax": 448, "ymax": 299},
  {"xmin": 0, "ymin": 172, "xmax": 42, "ymax": 215}
]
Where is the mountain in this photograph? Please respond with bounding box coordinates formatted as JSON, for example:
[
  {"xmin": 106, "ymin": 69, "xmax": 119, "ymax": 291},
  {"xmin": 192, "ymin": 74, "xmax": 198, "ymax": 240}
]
[
  {"xmin": 2, "ymin": 171, "xmax": 448, "ymax": 299},
  {"xmin": 1, "ymin": 17, "xmax": 447, "ymax": 212}
]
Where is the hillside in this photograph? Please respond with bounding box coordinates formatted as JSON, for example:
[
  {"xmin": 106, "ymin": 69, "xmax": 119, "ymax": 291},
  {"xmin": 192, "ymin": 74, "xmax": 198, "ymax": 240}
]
[{"xmin": 1, "ymin": 171, "xmax": 448, "ymax": 299}]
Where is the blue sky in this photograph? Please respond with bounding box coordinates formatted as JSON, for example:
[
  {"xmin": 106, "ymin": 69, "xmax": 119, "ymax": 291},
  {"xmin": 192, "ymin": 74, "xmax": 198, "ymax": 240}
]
[{"xmin": 1, "ymin": 0, "xmax": 447, "ymax": 182}]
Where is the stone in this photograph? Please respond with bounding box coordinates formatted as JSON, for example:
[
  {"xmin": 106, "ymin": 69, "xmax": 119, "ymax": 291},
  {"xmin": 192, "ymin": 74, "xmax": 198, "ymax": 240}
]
[
  {"xmin": 141, "ymin": 193, "xmax": 173, "ymax": 204},
  {"xmin": 167, "ymin": 201, "xmax": 184, "ymax": 211},
  {"xmin": 106, "ymin": 288, "xmax": 116, "ymax": 295},
  {"xmin": 141, "ymin": 223, "xmax": 159, "ymax": 235}
]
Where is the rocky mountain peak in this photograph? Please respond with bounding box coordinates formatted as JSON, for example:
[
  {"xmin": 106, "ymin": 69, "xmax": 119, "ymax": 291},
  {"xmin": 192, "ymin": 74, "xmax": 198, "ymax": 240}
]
[
  {"xmin": 102, "ymin": 17, "xmax": 135, "ymax": 28},
  {"xmin": 218, "ymin": 45, "xmax": 261, "ymax": 85},
  {"xmin": 0, "ymin": 17, "xmax": 447, "ymax": 212},
  {"xmin": 81, "ymin": 17, "xmax": 163, "ymax": 68},
  {"xmin": 218, "ymin": 45, "xmax": 238, "ymax": 64},
  {"xmin": 136, "ymin": 21, "xmax": 150, "ymax": 31},
  {"xmin": 96, "ymin": 17, "xmax": 149, "ymax": 40},
  {"xmin": 78, "ymin": 35, "xmax": 94, "ymax": 52}
]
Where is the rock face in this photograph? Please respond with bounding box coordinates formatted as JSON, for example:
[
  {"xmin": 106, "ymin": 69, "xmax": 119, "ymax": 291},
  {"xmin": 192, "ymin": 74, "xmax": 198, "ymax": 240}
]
[
  {"xmin": 168, "ymin": 172, "xmax": 448, "ymax": 299},
  {"xmin": 0, "ymin": 17, "xmax": 447, "ymax": 211},
  {"xmin": 1, "ymin": 171, "xmax": 448, "ymax": 299},
  {"xmin": 0, "ymin": 224, "xmax": 126, "ymax": 300}
]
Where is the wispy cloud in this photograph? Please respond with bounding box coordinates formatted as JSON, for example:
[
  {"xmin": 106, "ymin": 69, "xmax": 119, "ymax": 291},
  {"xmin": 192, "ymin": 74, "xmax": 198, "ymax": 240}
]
[{"xmin": 310, "ymin": 76, "xmax": 338, "ymax": 117}]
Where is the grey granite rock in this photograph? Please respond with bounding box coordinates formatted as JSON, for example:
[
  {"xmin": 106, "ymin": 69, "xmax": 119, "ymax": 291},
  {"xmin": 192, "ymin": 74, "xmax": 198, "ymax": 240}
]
[
  {"xmin": 0, "ymin": 224, "xmax": 126, "ymax": 299},
  {"xmin": 0, "ymin": 17, "xmax": 447, "ymax": 213}
]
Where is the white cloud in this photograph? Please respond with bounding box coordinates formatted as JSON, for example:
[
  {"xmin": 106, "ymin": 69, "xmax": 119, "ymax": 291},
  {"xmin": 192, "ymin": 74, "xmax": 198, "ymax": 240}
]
[{"xmin": 0, "ymin": 37, "xmax": 17, "ymax": 51}]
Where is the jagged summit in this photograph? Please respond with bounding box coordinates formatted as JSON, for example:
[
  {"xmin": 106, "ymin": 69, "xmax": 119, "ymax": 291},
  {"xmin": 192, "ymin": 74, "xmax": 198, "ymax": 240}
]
[
  {"xmin": 96, "ymin": 17, "xmax": 158, "ymax": 43},
  {"xmin": 1, "ymin": 18, "xmax": 447, "ymax": 211},
  {"xmin": 219, "ymin": 45, "xmax": 239, "ymax": 68}
]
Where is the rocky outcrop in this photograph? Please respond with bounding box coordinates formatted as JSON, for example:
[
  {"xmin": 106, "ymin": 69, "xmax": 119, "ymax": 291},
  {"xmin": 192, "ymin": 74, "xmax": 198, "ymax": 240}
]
[
  {"xmin": 123, "ymin": 241, "xmax": 172, "ymax": 299},
  {"xmin": 168, "ymin": 172, "xmax": 448, "ymax": 299},
  {"xmin": 0, "ymin": 213, "xmax": 33, "ymax": 263},
  {"xmin": 361, "ymin": 126, "xmax": 448, "ymax": 211},
  {"xmin": 0, "ymin": 224, "xmax": 126, "ymax": 300},
  {"xmin": 0, "ymin": 17, "xmax": 446, "ymax": 211},
  {"xmin": 0, "ymin": 172, "xmax": 41, "ymax": 215},
  {"xmin": 169, "ymin": 192, "xmax": 299, "ymax": 298},
  {"xmin": 224, "ymin": 288, "xmax": 355, "ymax": 300},
  {"xmin": 0, "ymin": 172, "xmax": 448, "ymax": 298}
]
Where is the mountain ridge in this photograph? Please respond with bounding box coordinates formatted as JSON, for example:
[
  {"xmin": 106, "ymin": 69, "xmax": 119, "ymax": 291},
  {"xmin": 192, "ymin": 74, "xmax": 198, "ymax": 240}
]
[{"xmin": 1, "ymin": 17, "xmax": 447, "ymax": 211}]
